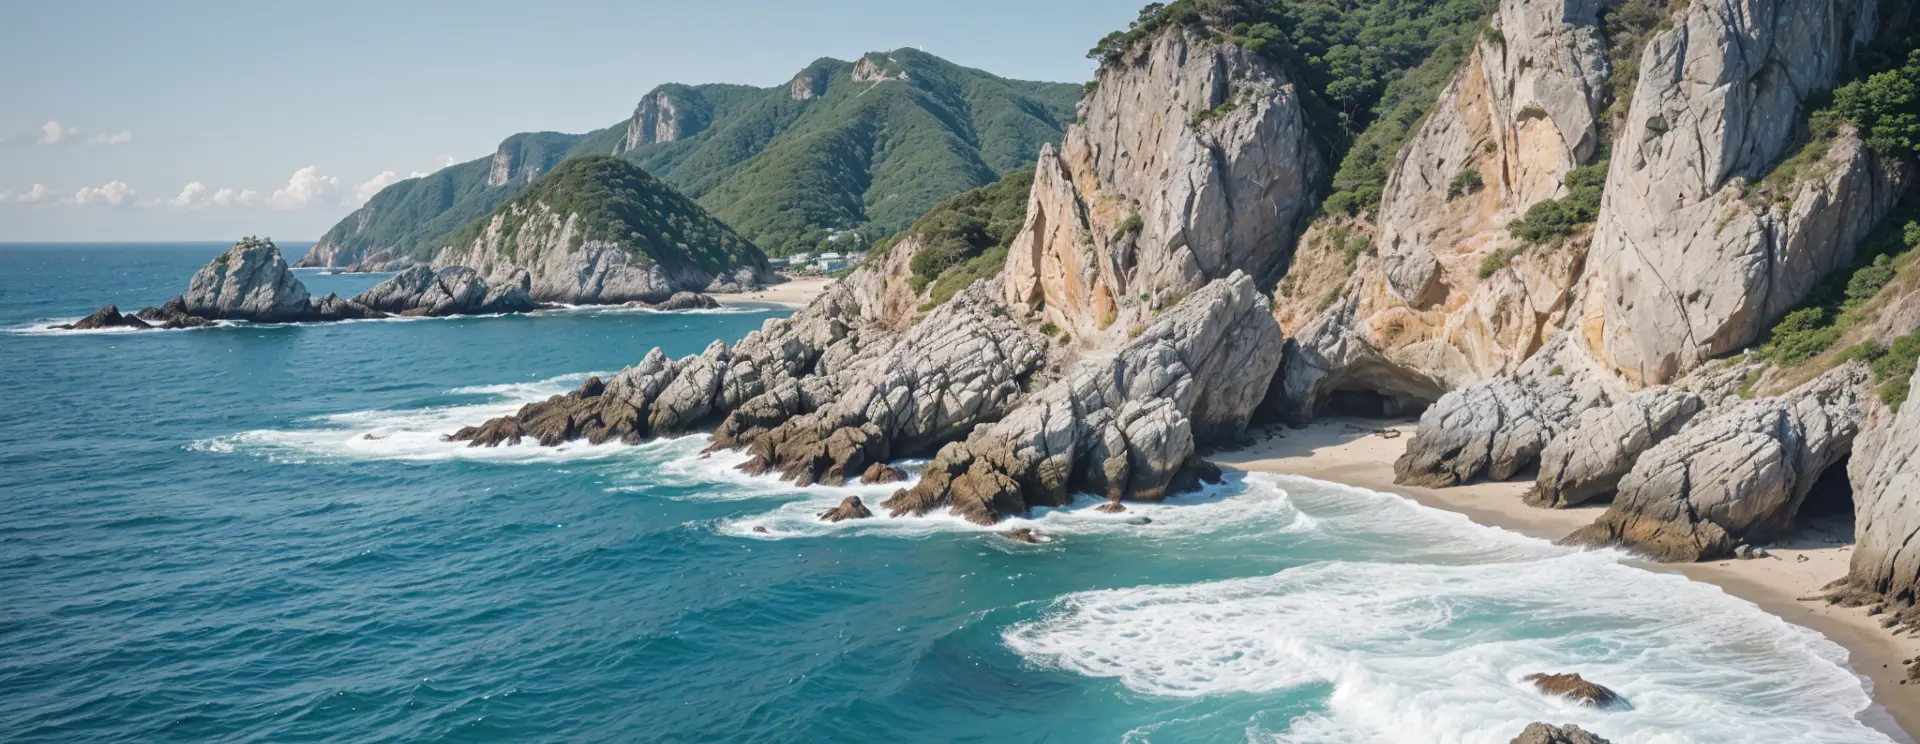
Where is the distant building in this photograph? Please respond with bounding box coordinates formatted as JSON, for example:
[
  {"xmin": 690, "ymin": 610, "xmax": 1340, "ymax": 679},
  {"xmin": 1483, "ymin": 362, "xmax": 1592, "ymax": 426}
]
[
  {"xmin": 815, "ymin": 258, "xmax": 844, "ymax": 272},
  {"xmin": 790, "ymin": 252, "xmax": 814, "ymax": 264},
  {"xmin": 818, "ymin": 252, "xmax": 842, "ymax": 261}
]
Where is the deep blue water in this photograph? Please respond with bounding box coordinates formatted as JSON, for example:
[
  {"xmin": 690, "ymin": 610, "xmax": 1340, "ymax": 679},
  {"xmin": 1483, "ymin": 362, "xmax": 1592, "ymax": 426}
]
[{"xmin": 0, "ymin": 243, "xmax": 1901, "ymax": 743}]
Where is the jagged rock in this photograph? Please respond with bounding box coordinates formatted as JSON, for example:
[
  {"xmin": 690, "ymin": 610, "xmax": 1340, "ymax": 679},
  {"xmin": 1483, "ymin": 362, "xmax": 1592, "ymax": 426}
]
[
  {"xmin": 132, "ymin": 298, "xmax": 213, "ymax": 329},
  {"xmin": 1565, "ymin": 364, "xmax": 1870, "ymax": 561},
  {"xmin": 55, "ymin": 305, "xmax": 149, "ymax": 331},
  {"xmin": 1001, "ymin": 26, "xmax": 1319, "ymax": 346},
  {"xmin": 1095, "ymin": 502, "xmax": 1127, "ymax": 513},
  {"xmin": 1527, "ymin": 387, "xmax": 1705, "ymax": 507},
  {"xmin": 1393, "ymin": 336, "xmax": 1621, "ymax": 487},
  {"xmin": 351, "ymin": 266, "xmax": 535, "ymax": 316},
  {"xmin": 1521, "ymin": 672, "xmax": 1623, "ymax": 708},
  {"xmin": 180, "ymin": 237, "xmax": 318, "ymax": 322},
  {"xmin": 887, "ymin": 272, "xmax": 1282, "ymax": 524},
  {"xmin": 311, "ymin": 293, "xmax": 388, "ymax": 320},
  {"xmin": 729, "ymin": 283, "xmax": 1045, "ymax": 487},
  {"xmin": 859, "ymin": 462, "xmax": 905, "ymax": 485},
  {"xmin": 817, "ymin": 496, "xmax": 873, "ymax": 523},
  {"xmin": 1835, "ymin": 364, "xmax": 1920, "ymax": 616},
  {"xmin": 1583, "ymin": 0, "xmax": 1894, "ymax": 385},
  {"xmin": 704, "ymin": 268, "xmax": 765, "ymax": 295},
  {"xmin": 645, "ymin": 292, "xmax": 721, "ymax": 311},
  {"xmin": 1510, "ymin": 723, "xmax": 1613, "ymax": 744}
]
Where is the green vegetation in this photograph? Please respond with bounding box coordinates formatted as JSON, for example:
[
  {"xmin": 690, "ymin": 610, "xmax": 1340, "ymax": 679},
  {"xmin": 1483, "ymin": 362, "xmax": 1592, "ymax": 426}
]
[
  {"xmin": 1115, "ymin": 211, "xmax": 1145, "ymax": 242},
  {"xmin": 1758, "ymin": 200, "xmax": 1920, "ymax": 367},
  {"xmin": 1597, "ymin": 0, "xmax": 1674, "ymax": 137},
  {"xmin": 313, "ymin": 51, "xmax": 1079, "ymax": 266},
  {"xmin": 867, "ymin": 170, "xmax": 1035, "ymax": 309},
  {"xmin": 442, "ymin": 156, "xmax": 768, "ymax": 277},
  {"xmin": 1341, "ymin": 233, "xmax": 1372, "ymax": 271},
  {"xmin": 1508, "ymin": 163, "xmax": 1609, "ymax": 244},
  {"xmin": 1832, "ymin": 49, "xmax": 1920, "ymax": 162},
  {"xmin": 1088, "ymin": 0, "xmax": 1489, "ymax": 216},
  {"xmin": 1478, "ymin": 245, "xmax": 1521, "ymax": 279},
  {"xmin": 1549, "ymin": 365, "xmax": 1565, "ymax": 377},
  {"xmin": 1447, "ymin": 168, "xmax": 1483, "ymax": 199}
]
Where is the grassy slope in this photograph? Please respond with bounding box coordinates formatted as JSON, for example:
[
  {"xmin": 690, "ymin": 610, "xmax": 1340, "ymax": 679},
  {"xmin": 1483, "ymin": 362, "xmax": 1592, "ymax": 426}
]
[{"xmin": 871, "ymin": 168, "xmax": 1034, "ymax": 309}]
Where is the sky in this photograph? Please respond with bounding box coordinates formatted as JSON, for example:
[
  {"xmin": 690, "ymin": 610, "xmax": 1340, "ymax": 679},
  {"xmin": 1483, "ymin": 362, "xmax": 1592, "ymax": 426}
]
[{"xmin": 0, "ymin": 0, "xmax": 1141, "ymax": 242}]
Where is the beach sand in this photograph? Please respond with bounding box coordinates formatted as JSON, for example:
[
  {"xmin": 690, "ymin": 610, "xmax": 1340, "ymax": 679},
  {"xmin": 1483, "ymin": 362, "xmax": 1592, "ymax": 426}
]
[
  {"xmin": 724, "ymin": 276, "xmax": 835, "ymax": 309},
  {"xmin": 1214, "ymin": 417, "xmax": 1920, "ymax": 741}
]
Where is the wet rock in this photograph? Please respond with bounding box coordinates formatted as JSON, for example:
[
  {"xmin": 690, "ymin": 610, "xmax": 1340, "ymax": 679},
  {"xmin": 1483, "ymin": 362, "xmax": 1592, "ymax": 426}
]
[
  {"xmin": 132, "ymin": 298, "xmax": 214, "ymax": 329},
  {"xmin": 1565, "ymin": 364, "xmax": 1869, "ymax": 562},
  {"xmin": 1510, "ymin": 722, "xmax": 1612, "ymax": 744},
  {"xmin": 1095, "ymin": 502, "xmax": 1127, "ymax": 514},
  {"xmin": 1521, "ymin": 672, "xmax": 1623, "ymax": 708},
  {"xmin": 998, "ymin": 527, "xmax": 1046, "ymax": 544},
  {"xmin": 818, "ymin": 496, "xmax": 873, "ymax": 523},
  {"xmin": 859, "ymin": 462, "xmax": 906, "ymax": 485},
  {"xmin": 55, "ymin": 305, "xmax": 150, "ymax": 331},
  {"xmin": 645, "ymin": 292, "xmax": 720, "ymax": 311}
]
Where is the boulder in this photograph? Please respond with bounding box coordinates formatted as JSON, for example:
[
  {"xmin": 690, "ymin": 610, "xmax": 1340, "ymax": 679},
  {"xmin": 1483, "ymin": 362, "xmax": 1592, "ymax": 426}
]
[
  {"xmin": 55, "ymin": 305, "xmax": 150, "ymax": 331},
  {"xmin": 647, "ymin": 292, "xmax": 721, "ymax": 311},
  {"xmin": 1565, "ymin": 364, "xmax": 1870, "ymax": 561},
  {"xmin": 818, "ymin": 496, "xmax": 873, "ymax": 523},
  {"xmin": 859, "ymin": 462, "xmax": 906, "ymax": 485},
  {"xmin": 180, "ymin": 237, "xmax": 317, "ymax": 322},
  {"xmin": 886, "ymin": 272, "xmax": 1283, "ymax": 524},
  {"xmin": 1510, "ymin": 723, "xmax": 1613, "ymax": 744},
  {"xmin": 1527, "ymin": 387, "xmax": 1705, "ymax": 507},
  {"xmin": 1521, "ymin": 672, "xmax": 1623, "ymax": 708}
]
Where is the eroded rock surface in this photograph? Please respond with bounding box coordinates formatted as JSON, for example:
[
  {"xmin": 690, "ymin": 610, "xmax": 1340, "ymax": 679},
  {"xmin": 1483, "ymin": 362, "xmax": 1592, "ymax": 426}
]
[
  {"xmin": 1522, "ymin": 672, "xmax": 1623, "ymax": 708},
  {"xmin": 887, "ymin": 272, "xmax": 1280, "ymax": 524},
  {"xmin": 57, "ymin": 305, "xmax": 151, "ymax": 331},
  {"xmin": 1832, "ymin": 365, "xmax": 1920, "ymax": 623},
  {"xmin": 352, "ymin": 266, "xmax": 536, "ymax": 316},
  {"xmin": 179, "ymin": 238, "xmax": 321, "ymax": 322},
  {"xmin": 1565, "ymin": 363, "xmax": 1870, "ymax": 561},
  {"xmin": 1527, "ymin": 387, "xmax": 1705, "ymax": 507},
  {"xmin": 1511, "ymin": 723, "xmax": 1613, "ymax": 744}
]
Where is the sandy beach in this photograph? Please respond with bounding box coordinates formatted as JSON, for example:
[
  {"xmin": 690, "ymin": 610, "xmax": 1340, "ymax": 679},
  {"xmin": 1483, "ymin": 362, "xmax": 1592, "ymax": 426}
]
[
  {"xmin": 1215, "ymin": 418, "xmax": 1920, "ymax": 742},
  {"xmin": 723, "ymin": 276, "xmax": 835, "ymax": 308}
]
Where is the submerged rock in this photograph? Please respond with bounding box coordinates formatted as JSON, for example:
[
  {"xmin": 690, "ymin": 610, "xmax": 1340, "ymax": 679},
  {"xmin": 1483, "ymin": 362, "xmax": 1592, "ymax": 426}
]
[
  {"xmin": 998, "ymin": 527, "xmax": 1046, "ymax": 544},
  {"xmin": 817, "ymin": 496, "xmax": 873, "ymax": 523},
  {"xmin": 1510, "ymin": 722, "xmax": 1613, "ymax": 744},
  {"xmin": 1565, "ymin": 364, "xmax": 1869, "ymax": 562},
  {"xmin": 1521, "ymin": 672, "xmax": 1623, "ymax": 708}
]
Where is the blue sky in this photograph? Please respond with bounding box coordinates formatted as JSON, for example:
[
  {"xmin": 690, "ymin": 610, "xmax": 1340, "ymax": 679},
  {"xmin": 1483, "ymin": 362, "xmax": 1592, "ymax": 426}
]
[{"xmin": 0, "ymin": 0, "xmax": 1140, "ymax": 242}]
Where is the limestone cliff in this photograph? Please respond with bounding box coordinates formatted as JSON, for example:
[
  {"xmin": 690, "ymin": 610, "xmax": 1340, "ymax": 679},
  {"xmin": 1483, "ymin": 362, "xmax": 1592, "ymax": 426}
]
[{"xmin": 1001, "ymin": 26, "xmax": 1319, "ymax": 346}]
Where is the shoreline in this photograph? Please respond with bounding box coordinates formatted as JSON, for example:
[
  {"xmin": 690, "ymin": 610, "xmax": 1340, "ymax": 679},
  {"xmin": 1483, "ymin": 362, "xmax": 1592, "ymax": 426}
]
[
  {"xmin": 1213, "ymin": 417, "xmax": 1920, "ymax": 742},
  {"xmin": 722, "ymin": 276, "xmax": 835, "ymax": 309}
]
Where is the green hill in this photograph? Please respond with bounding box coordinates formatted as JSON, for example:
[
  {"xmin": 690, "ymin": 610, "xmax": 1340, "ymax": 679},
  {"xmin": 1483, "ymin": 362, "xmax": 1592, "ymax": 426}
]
[{"xmin": 300, "ymin": 50, "xmax": 1081, "ymax": 267}]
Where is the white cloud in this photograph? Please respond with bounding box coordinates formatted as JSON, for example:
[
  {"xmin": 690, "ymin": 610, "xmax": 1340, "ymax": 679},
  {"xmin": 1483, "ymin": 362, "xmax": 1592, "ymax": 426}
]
[
  {"xmin": 169, "ymin": 181, "xmax": 209, "ymax": 209},
  {"xmin": 268, "ymin": 165, "xmax": 340, "ymax": 209},
  {"xmin": 74, "ymin": 181, "xmax": 136, "ymax": 207},
  {"xmin": 40, "ymin": 120, "xmax": 78, "ymax": 145},
  {"xmin": 89, "ymin": 131, "xmax": 133, "ymax": 146},
  {"xmin": 409, "ymin": 171, "xmax": 429, "ymax": 178},
  {"xmin": 14, "ymin": 184, "xmax": 52, "ymax": 203},
  {"xmin": 352, "ymin": 170, "xmax": 401, "ymax": 205},
  {"xmin": 213, "ymin": 187, "xmax": 259, "ymax": 208}
]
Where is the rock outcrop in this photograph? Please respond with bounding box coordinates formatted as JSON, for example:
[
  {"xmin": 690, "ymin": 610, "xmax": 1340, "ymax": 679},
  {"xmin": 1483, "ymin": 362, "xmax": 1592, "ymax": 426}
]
[
  {"xmin": 1272, "ymin": 0, "xmax": 1609, "ymax": 421},
  {"xmin": 1392, "ymin": 335, "xmax": 1624, "ymax": 487},
  {"xmin": 1582, "ymin": 0, "xmax": 1893, "ymax": 385},
  {"xmin": 344, "ymin": 250, "xmax": 424, "ymax": 274},
  {"xmin": 178, "ymin": 237, "xmax": 323, "ymax": 322},
  {"xmin": 1001, "ymin": 26, "xmax": 1319, "ymax": 346},
  {"xmin": 55, "ymin": 305, "xmax": 151, "ymax": 331},
  {"xmin": 1832, "ymin": 365, "xmax": 1920, "ymax": 622},
  {"xmin": 1511, "ymin": 723, "xmax": 1613, "ymax": 744},
  {"xmin": 817, "ymin": 496, "xmax": 873, "ymax": 522},
  {"xmin": 1521, "ymin": 672, "xmax": 1623, "ymax": 708},
  {"xmin": 1566, "ymin": 364, "xmax": 1870, "ymax": 561},
  {"xmin": 1526, "ymin": 387, "xmax": 1705, "ymax": 507},
  {"xmin": 640, "ymin": 292, "xmax": 721, "ymax": 311},
  {"xmin": 885, "ymin": 272, "xmax": 1280, "ymax": 524},
  {"xmin": 352, "ymin": 266, "xmax": 536, "ymax": 317}
]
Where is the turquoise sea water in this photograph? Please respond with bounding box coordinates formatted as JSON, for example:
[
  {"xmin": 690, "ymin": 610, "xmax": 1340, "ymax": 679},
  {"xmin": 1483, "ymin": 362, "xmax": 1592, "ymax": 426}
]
[{"xmin": 0, "ymin": 243, "xmax": 1901, "ymax": 743}]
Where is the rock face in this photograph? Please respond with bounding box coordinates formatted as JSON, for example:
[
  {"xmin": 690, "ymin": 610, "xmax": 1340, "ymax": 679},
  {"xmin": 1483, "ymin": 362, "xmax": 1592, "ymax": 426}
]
[
  {"xmin": 1582, "ymin": 0, "xmax": 1891, "ymax": 385},
  {"xmin": 1527, "ymin": 387, "xmax": 1705, "ymax": 507},
  {"xmin": 886, "ymin": 272, "xmax": 1280, "ymax": 524},
  {"xmin": 1392, "ymin": 335, "xmax": 1624, "ymax": 487},
  {"xmin": 351, "ymin": 266, "xmax": 536, "ymax": 316},
  {"xmin": 728, "ymin": 283, "xmax": 1047, "ymax": 487},
  {"xmin": 1001, "ymin": 26, "xmax": 1319, "ymax": 346},
  {"xmin": 345, "ymin": 250, "xmax": 424, "ymax": 274},
  {"xmin": 1566, "ymin": 364, "xmax": 1870, "ymax": 561},
  {"xmin": 1511, "ymin": 723, "xmax": 1613, "ymax": 744},
  {"xmin": 1272, "ymin": 0, "xmax": 1609, "ymax": 421},
  {"xmin": 180, "ymin": 238, "xmax": 319, "ymax": 322},
  {"xmin": 1521, "ymin": 672, "xmax": 1623, "ymax": 708},
  {"xmin": 613, "ymin": 88, "xmax": 699, "ymax": 155},
  {"xmin": 1837, "ymin": 365, "xmax": 1920, "ymax": 615},
  {"xmin": 56, "ymin": 305, "xmax": 150, "ymax": 331}
]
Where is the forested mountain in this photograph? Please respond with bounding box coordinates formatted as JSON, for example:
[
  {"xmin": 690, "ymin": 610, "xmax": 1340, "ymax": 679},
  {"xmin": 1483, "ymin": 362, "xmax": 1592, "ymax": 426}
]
[{"xmin": 297, "ymin": 50, "xmax": 1080, "ymax": 267}]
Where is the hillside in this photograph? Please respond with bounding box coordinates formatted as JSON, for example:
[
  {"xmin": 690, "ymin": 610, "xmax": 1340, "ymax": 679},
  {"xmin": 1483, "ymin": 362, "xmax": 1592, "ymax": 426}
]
[
  {"xmin": 299, "ymin": 50, "xmax": 1080, "ymax": 267},
  {"xmin": 434, "ymin": 155, "xmax": 772, "ymax": 304}
]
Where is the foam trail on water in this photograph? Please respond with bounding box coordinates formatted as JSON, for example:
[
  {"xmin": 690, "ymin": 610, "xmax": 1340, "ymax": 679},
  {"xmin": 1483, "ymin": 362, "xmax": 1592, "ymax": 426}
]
[{"xmin": 1003, "ymin": 476, "xmax": 1893, "ymax": 744}]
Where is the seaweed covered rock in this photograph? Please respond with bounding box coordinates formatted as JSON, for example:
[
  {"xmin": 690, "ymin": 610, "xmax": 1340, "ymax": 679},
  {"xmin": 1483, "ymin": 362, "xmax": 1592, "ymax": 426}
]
[
  {"xmin": 1565, "ymin": 363, "xmax": 1870, "ymax": 561},
  {"xmin": 885, "ymin": 272, "xmax": 1280, "ymax": 524}
]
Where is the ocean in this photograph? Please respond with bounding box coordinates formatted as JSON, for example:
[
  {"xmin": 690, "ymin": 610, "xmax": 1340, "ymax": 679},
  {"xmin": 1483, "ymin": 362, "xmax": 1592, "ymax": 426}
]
[{"xmin": 0, "ymin": 242, "xmax": 1899, "ymax": 743}]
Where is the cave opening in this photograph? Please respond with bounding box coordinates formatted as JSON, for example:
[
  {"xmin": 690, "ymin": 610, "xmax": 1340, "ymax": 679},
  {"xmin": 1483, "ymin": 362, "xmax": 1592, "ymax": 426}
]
[
  {"xmin": 1798, "ymin": 456, "xmax": 1856, "ymax": 521},
  {"xmin": 1321, "ymin": 388, "xmax": 1428, "ymax": 420}
]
